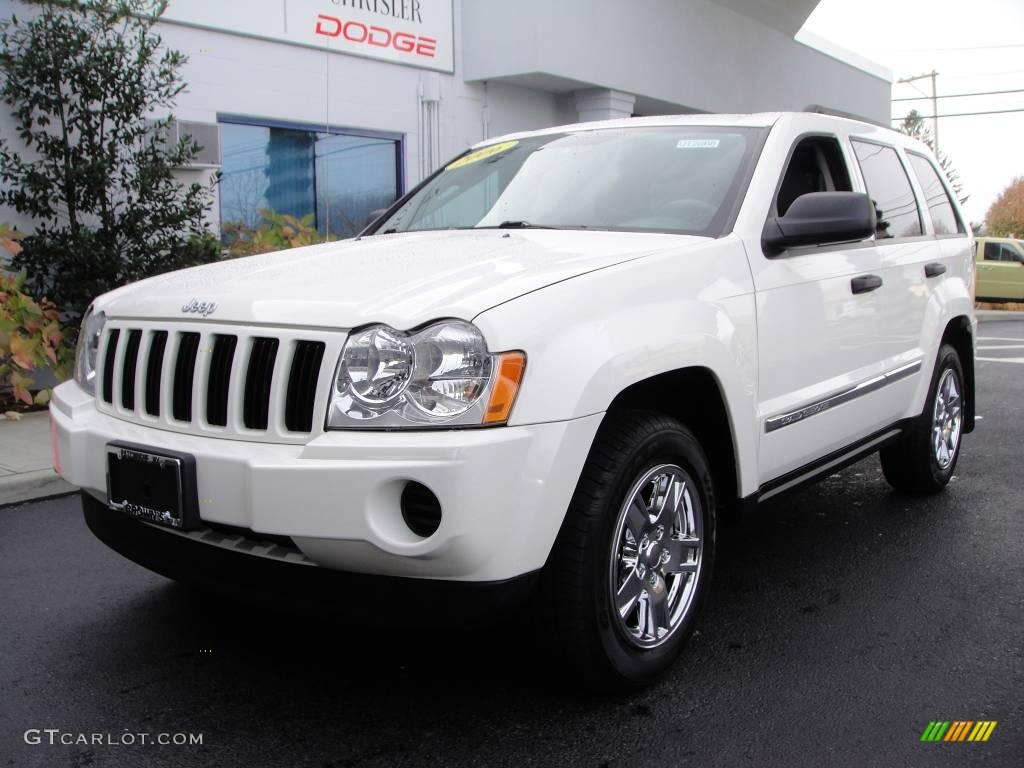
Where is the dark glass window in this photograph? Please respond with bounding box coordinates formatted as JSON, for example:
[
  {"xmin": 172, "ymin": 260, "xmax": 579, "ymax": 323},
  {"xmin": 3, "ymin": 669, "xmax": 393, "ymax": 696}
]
[
  {"xmin": 906, "ymin": 153, "xmax": 962, "ymax": 236},
  {"xmin": 984, "ymin": 241, "xmax": 1024, "ymax": 262},
  {"xmin": 851, "ymin": 141, "xmax": 923, "ymax": 239},
  {"xmin": 776, "ymin": 136, "xmax": 852, "ymax": 216},
  {"xmin": 219, "ymin": 121, "xmax": 400, "ymax": 240}
]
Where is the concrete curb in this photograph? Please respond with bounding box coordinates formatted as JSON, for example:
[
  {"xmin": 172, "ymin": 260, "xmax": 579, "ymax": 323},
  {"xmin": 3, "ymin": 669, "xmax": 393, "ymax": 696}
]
[
  {"xmin": 977, "ymin": 309, "xmax": 1024, "ymax": 321},
  {"xmin": 0, "ymin": 469, "xmax": 76, "ymax": 509}
]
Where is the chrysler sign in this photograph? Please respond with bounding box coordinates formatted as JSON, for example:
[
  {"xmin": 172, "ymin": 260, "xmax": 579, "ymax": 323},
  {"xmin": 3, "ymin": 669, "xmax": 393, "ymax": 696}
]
[{"xmin": 162, "ymin": 0, "xmax": 454, "ymax": 73}]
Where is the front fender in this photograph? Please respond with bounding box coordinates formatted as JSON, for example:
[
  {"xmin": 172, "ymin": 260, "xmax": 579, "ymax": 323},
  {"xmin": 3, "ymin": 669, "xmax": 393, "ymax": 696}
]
[{"xmin": 474, "ymin": 238, "xmax": 760, "ymax": 497}]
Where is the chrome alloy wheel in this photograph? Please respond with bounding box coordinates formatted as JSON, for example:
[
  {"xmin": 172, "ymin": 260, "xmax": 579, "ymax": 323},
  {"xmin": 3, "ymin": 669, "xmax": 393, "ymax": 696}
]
[
  {"xmin": 609, "ymin": 464, "xmax": 704, "ymax": 649},
  {"xmin": 932, "ymin": 368, "xmax": 963, "ymax": 470}
]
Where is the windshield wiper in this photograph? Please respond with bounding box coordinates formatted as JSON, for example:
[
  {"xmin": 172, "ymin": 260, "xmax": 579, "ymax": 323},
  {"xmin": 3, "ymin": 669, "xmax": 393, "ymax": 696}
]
[{"xmin": 494, "ymin": 220, "xmax": 559, "ymax": 230}]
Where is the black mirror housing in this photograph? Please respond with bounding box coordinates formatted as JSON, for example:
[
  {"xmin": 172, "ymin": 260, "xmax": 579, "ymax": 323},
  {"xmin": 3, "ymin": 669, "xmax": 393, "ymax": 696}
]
[{"xmin": 763, "ymin": 191, "xmax": 876, "ymax": 254}]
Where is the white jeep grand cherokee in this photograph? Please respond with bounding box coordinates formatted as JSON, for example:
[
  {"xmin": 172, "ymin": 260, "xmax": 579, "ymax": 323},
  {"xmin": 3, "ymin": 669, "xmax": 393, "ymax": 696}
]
[{"xmin": 51, "ymin": 112, "xmax": 975, "ymax": 688}]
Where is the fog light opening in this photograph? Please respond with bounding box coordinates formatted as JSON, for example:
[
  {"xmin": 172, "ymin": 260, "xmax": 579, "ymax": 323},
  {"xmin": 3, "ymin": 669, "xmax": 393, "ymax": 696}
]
[{"xmin": 400, "ymin": 481, "xmax": 442, "ymax": 538}]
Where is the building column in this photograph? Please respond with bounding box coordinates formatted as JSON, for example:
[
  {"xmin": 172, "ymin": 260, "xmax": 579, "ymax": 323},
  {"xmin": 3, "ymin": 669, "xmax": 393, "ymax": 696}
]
[{"xmin": 573, "ymin": 89, "xmax": 636, "ymax": 122}]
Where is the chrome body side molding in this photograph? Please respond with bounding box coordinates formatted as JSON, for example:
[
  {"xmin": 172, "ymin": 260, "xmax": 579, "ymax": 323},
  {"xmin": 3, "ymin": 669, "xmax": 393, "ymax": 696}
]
[{"xmin": 764, "ymin": 361, "xmax": 922, "ymax": 433}]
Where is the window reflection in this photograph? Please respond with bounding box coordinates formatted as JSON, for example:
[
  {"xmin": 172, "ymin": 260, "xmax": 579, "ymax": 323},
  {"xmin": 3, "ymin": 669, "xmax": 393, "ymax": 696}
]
[{"xmin": 219, "ymin": 121, "xmax": 399, "ymax": 241}]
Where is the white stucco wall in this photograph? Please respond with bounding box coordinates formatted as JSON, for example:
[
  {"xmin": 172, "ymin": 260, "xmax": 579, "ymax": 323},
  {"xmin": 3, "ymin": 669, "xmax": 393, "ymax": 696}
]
[
  {"xmin": 461, "ymin": 0, "xmax": 891, "ymax": 123},
  {"xmin": 0, "ymin": 0, "xmax": 888, "ymax": 239}
]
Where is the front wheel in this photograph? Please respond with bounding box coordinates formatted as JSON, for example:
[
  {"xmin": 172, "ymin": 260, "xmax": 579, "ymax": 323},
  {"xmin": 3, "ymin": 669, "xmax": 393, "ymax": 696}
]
[
  {"xmin": 539, "ymin": 411, "xmax": 716, "ymax": 689},
  {"xmin": 880, "ymin": 344, "xmax": 965, "ymax": 494}
]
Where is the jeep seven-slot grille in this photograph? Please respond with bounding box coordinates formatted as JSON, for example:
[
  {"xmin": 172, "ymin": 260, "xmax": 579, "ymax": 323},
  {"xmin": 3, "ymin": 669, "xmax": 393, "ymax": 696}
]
[{"xmin": 99, "ymin": 328, "xmax": 327, "ymax": 435}]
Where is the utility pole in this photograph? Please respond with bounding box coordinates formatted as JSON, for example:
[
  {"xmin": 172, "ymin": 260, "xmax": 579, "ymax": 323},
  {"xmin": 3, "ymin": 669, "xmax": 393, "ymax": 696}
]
[{"xmin": 897, "ymin": 70, "xmax": 940, "ymax": 153}]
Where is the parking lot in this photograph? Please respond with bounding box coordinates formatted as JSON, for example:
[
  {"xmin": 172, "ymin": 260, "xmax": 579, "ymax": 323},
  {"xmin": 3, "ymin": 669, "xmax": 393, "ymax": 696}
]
[{"xmin": 1, "ymin": 315, "xmax": 1021, "ymax": 768}]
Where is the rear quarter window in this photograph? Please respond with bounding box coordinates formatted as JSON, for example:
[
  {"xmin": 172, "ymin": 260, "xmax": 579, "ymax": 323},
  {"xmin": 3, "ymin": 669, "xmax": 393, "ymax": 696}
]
[{"xmin": 906, "ymin": 152, "xmax": 964, "ymax": 236}]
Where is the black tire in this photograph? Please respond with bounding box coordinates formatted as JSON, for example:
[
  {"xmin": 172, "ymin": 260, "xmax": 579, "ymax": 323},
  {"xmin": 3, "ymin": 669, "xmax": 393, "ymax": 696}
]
[
  {"xmin": 880, "ymin": 344, "xmax": 965, "ymax": 494},
  {"xmin": 538, "ymin": 410, "xmax": 716, "ymax": 690}
]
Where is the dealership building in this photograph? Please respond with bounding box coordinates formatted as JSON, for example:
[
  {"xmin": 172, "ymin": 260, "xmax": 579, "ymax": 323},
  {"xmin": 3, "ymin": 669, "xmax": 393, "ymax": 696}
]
[{"xmin": 0, "ymin": 0, "xmax": 890, "ymax": 240}]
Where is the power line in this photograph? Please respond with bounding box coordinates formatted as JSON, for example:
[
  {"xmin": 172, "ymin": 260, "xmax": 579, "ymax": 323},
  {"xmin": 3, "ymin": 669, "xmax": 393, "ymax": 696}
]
[
  {"xmin": 892, "ymin": 88, "xmax": 1024, "ymax": 102},
  {"xmin": 891, "ymin": 107, "xmax": 1024, "ymax": 120}
]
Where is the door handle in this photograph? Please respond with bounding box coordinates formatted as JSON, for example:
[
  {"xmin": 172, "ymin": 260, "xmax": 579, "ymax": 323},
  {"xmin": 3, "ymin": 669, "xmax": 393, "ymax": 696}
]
[
  {"xmin": 851, "ymin": 274, "xmax": 883, "ymax": 294},
  {"xmin": 924, "ymin": 262, "xmax": 947, "ymax": 278}
]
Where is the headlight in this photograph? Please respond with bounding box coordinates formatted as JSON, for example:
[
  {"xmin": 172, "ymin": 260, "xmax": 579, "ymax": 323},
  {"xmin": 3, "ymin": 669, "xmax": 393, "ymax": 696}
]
[
  {"xmin": 74, "ymin": 307, "xmax": 106, "ymax": 395},
  {"xmin": 328, "ymin": 320, "xmax": 525, "ymax": 429}
]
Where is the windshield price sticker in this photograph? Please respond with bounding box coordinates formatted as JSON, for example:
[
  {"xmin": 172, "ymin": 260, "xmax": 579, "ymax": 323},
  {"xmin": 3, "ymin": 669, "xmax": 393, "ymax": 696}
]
[{"xmin": 676, "ymin": 139, "xmax": 721, "ymax": 149}]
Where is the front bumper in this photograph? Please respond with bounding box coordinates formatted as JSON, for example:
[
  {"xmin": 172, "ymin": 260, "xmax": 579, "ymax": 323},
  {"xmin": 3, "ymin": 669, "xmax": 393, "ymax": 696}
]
[
  {"xmin": 52, "ymin": 381, "xmax": 602, "ymax": 582},
  {"xmin": 81, "ymin": 493, "xmax": 541, "ymax": 622}
]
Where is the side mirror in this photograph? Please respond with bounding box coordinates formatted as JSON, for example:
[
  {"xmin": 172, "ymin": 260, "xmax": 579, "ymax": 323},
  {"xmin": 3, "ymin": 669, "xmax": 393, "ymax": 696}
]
[{"xmin": 763, "ymin": 191, "xmax": 876, "ymax": 254}]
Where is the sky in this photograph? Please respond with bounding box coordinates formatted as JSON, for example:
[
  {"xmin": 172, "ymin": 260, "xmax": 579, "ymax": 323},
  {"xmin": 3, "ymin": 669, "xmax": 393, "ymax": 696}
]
[{"xmin": 799, "ymin": 0, "xmax": 1024, "ymax": 226}]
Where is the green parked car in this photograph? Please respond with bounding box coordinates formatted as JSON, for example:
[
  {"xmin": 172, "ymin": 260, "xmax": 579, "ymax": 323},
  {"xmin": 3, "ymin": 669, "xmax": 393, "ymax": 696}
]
[{"xmin": 976, "ymin": 237, "xmax": 1024, "ymax": 301}]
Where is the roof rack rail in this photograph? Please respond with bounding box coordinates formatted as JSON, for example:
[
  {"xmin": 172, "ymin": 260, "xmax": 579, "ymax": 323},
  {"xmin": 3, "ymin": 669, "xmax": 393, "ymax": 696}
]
[{"xmin": 802, "ymin": 104, "xmax": 888, "ymax": 129}]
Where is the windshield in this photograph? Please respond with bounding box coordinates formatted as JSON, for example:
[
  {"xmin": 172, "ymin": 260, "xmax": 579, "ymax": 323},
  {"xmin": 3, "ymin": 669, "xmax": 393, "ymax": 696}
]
[{"xmin": 374, "ymin": 126, "xmax": 765, "ymax": 237}]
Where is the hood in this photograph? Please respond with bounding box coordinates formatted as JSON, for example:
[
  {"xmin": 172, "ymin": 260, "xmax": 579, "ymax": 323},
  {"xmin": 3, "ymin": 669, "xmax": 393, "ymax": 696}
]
[{"xmin": 98, "ymin": 229, "xmax": 708, "ymax": 329}]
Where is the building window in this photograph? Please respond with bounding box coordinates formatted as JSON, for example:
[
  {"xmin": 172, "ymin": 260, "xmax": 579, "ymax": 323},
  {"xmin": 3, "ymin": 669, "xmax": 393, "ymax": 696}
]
[{"xmin": 218, "ymin": 118, "xmax": 401, "ymax": 240}]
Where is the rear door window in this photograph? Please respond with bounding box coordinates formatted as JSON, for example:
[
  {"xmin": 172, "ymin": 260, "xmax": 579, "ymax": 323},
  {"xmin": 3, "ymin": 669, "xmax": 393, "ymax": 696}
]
[
  {"xmin": 906, "ymin": 152, "xmax": 963, "ymax": 236},
  {"xmin": 851, "ymin": 140, "xmax": 923, "ymax": 239},
  {"xmin": 984, "ymin": 242, "xmax": 1022, "ymax": 262}
]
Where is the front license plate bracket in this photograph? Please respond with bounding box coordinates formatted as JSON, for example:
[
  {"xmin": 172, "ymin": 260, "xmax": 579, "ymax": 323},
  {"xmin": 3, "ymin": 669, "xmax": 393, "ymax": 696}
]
[{"xmin": 106, "ymin": 441, "xmax": 200, "ymax": 530}]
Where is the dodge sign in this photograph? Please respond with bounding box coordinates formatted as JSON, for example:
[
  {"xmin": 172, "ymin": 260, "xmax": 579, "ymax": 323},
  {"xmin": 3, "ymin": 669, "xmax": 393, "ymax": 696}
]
[{"xmin": 162, "ymin": 0, "xmax": 454, "ymax": 72}]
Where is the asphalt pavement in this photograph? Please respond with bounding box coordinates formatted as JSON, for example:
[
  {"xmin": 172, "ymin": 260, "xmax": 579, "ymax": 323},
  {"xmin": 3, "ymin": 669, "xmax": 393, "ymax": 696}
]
[{"xmin": 1, "ymin": 319, "xmax": 1022, "ymax": 768}]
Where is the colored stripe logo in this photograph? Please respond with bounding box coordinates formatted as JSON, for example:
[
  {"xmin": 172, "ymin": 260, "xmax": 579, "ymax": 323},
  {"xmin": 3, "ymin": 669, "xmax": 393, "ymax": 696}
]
[{"xmin": 921, "ymin": 721, "xmax": 997, "ymax": 742}]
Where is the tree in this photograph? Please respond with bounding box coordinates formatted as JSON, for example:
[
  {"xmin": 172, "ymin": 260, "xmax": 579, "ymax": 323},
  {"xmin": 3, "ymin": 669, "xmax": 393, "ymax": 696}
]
[
  {"xmin": 898, "ymin": 110, "xmax": 968, "ymax": 205},
  {"xmin": 0, "ymin": 0, "xmax": 220, "ymax": 323},
  {"xmin": 985, "ymin": 177, "xmax": 1024, "ymax": 238}
]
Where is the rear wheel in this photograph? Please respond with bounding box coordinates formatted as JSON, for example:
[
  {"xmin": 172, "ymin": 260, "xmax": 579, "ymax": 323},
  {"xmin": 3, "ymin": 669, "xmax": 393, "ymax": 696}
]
[
  {"xmin": 880, "ymin": 344, "xmax": 964, "ymax": 493},
  {"xmin": 540, "ymin": 410, "xmax": 715, "ymax": 689}
]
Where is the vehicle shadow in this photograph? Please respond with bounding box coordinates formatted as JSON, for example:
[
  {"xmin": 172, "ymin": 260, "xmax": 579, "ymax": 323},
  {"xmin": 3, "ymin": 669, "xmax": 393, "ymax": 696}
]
[{"xmin": 58, "ymin": 454, "xmax": 976, "ymax": 766}]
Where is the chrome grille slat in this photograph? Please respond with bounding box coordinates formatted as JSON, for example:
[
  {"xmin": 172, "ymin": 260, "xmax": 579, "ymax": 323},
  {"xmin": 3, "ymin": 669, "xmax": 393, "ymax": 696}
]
[{"xmin": 94, "ymin": 320, "xmax": 341, "ymax": 444}]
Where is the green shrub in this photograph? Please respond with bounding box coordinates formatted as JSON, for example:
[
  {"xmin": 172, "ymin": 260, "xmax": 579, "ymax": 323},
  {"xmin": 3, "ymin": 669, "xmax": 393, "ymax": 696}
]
[
  {"xmin": 223, "ymin": 209, "xmax": 334, "ymax": 258},
  {"xmin": 0, "ymin": 0, "xmax": 217, "ymax": 322},
  {"xmin": 14, "ymin": 230, "xmax": 223, "ymax": 322}
]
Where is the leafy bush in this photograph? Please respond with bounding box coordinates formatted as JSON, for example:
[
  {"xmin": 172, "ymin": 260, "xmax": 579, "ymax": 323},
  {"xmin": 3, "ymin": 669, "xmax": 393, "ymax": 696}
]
[
  {"xmin": 0, "ymin": 0, "xmax": 218, "ymax": 322},
  {"xmin": 0, "ymin": 271, "xmax": 70, "ymax": 406},
  {"xmin": 0, "ymin": 222, "xmax": 24, "ymax": 258},
  {"xmin": 223, "ymin": 209, "xmax": 334, "ymax": 257},
  {"xmin": 14, "ymin": 230, "xmax": 222, "ymax": 325}
]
